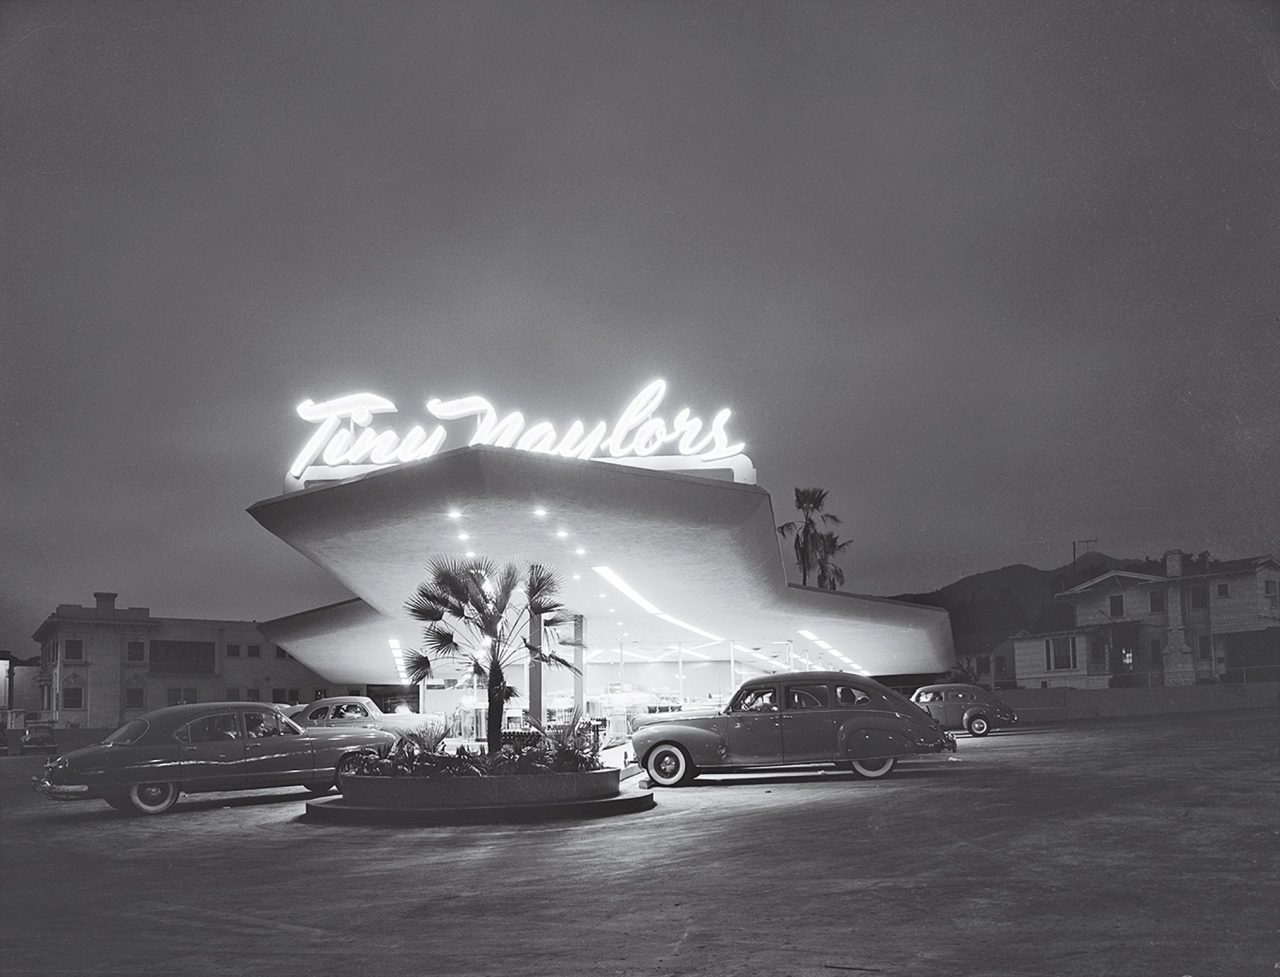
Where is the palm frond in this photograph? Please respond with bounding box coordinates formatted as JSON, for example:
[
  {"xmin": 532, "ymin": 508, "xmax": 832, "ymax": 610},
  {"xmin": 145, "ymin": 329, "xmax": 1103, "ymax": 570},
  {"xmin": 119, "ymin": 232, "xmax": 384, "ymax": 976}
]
[{"xmin": 402, "ymin": 650, "xmax": 434, "ymax": 685}]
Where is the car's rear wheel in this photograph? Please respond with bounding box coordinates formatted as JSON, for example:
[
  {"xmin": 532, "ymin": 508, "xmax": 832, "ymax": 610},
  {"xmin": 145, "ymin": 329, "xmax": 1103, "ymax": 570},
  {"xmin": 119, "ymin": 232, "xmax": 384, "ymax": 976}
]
[
  {"xmin": 850, "ymin": 756, "xmax": 897, "ymax": 779},
  {"xmin": 127, "ymin": 781, "xmax": 180, "ymax": 815},
  {"xmin": 335, "ymin": 753, "xmax": 362, "ymax": 793},
  {"xmin": 966, "ymin": 715, "xmax": 990, "ymax": 737},
  {"xmin": 646, "ymin": 743, "xmax": 695, "ymax": 787}
]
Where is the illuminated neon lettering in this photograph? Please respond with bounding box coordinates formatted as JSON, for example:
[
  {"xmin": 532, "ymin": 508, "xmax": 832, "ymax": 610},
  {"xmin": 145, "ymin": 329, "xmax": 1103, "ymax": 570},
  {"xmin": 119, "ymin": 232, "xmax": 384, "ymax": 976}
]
[{"xmin": 285, "ymin": 379, "xmax": 755, "ymax": 489}]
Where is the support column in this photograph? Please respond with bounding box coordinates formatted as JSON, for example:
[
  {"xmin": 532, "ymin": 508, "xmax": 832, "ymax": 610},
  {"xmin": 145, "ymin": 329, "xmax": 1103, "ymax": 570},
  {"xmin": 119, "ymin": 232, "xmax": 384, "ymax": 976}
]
[
  {"xmin": 527, "ymin": 613, "xmax": 543, "ymax": 726},
  {"xmin": 573, "ymin": 615, "xmax": 585, "ymax": 714}
]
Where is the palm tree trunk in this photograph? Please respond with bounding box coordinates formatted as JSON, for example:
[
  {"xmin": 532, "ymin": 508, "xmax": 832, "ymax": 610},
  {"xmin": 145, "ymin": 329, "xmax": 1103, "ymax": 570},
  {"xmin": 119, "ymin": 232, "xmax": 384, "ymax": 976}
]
[{"xmin": 486, "ymin": 662, "xmax": 506, "ymax": 753}]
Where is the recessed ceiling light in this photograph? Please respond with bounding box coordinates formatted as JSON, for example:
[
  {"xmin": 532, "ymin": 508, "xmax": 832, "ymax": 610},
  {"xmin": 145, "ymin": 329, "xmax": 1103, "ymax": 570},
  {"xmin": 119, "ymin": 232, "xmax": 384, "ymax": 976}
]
[
  {"xmin": 598, "ymin": 593, "xmax": 607, "ymax": 598},
  {"xmin": 465, "ymin": 551, "xmax": 475, "ymax": 557},
  {"xmin": 447, "ymin": 509, "xmax": 462, "ymax": 519},
  {"xmin": 574, "ymin": 547, "xmax": 586, "ymax": 555},
  {"xmin": 533, "ymin": 508, "xmax": 547, "ymax": 517},
  {"xmin": 457, "ymin": 533, "xmax": 469, "ymax": 541},
  {"xmin": 572, "ymin": 574, "xmax": 581, "ymax": 580}
]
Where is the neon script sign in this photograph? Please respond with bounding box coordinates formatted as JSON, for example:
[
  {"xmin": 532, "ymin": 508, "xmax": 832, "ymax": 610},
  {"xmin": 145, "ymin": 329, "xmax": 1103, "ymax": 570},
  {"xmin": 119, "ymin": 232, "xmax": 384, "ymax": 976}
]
[{"xmin": 285, "ymin": 379, "xmax": 755, "ymax": 489}]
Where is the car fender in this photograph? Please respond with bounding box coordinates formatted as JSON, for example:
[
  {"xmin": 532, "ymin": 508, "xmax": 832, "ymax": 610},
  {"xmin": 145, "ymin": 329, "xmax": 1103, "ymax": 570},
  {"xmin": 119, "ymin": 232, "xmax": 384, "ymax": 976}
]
[
  {"xmin": 961, "ymin": 706, "xmax": 990, "ymax": 727},
  {"xmin": 837, "ymin": 712, "xmax": 947, "ymax": 759},
  {"xmin": 632, "ymin": 720, "xmax": 728, "ymax": 768}
]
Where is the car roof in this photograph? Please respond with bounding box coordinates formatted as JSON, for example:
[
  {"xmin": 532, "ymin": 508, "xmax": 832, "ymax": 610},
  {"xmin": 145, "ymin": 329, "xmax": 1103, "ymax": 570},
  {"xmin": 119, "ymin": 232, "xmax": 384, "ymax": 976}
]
[
  {"xmin": 299, "ymin": 696, "xmax": 376, "ymax": 709},
  {"xmin": 913, "ymin": 683, "xmax": 991, "ymax": 694},
  {"xmin": 135, "ymin": 701, "xmax": 286, "ymax": 730}
]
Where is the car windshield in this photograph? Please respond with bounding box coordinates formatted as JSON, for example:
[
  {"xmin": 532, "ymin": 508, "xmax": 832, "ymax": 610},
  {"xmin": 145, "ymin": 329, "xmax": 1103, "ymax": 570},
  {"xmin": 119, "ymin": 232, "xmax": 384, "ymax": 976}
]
[{"xmin": 103, "ymin": 720, "xmax": 149, "ymax": 745}]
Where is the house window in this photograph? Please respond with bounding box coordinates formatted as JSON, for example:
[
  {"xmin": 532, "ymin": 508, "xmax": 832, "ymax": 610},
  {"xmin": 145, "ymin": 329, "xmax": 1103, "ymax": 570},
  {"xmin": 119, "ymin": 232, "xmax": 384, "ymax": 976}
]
[
  {"xmin": 1150, "ymin": 639, "xmax": 1162, "ymax": 663},
  {"xmin": 126, "ymin": 641, "xmax": 145, "ymax": 663},
  {"xmin": 1198, "ymin": 635, "xmax": 1212, "ymax": 660},
  {"xmin": 1149, "ymin": 591, "xmax": 1165, "ymax": 613},
  {"xmin": 226, "ymin": 644, "xmax": 240, "ymax": 658},
  {"xmin": 314, "ymin": 689, "xmax": 327, "ymax": 700},
  {"xmin": 167, "ymin": 688, "xmax": 198, "ymax": 705},
  {"xmin": 125, "ymin": 688, "xmax": 145, "ymax": 710},
  {"xmin": 1268, "ymin": 579, "xmax": 1279, "ymax": 607},
  {"xmin": 275, "ymin": 646, "xmax": 287, "ymax": 659},
  {"xmin": 1216, "ymin": 583, "xmax": 1229, "ymax": 598},
  {"xmin": 247, "ymin": 644, "xmax": 261, "ymax": 658},
  {"xmin": 245, "ymin": 688, "xmax": 260, "ymax": 701},
  {"xmin": 1190, "ymin": 586, "xmax": 1207, "ymax": 609},
  {"xmin": 64, "ymin": 639, "xmax": 84, "ymax": 661},
  {"xmin": 149, "ymin": 641, "xmax": 215, "ymax": 674},
  {"xmin": 62, "ymin": 686, "xmax": 84, "ymax": 709},
  {"xmin": 1044, "ymin": 636, "xmax": 1077, "ymax": 671},
  {"xmin": 288, "ymin": 688, "xmax": 299, "ymax": 702},
  {"xmin": 225, "ymin": 687, "xmax": 240, "ymax": 701},
  {"xmin": 272, "ymin": 688, "xmax": 287, "ymax": 703},
  {"xmin": 1109, "ymin": 595, "xmax": 1124, "ymax": 618}
]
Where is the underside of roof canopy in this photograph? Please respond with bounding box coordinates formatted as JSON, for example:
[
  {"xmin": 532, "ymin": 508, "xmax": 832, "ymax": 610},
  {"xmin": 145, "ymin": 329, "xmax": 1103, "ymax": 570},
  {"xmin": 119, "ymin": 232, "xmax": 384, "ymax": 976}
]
[{"xmin": 248, "ymin": 446, "xmax": 953, "ymax": 685}]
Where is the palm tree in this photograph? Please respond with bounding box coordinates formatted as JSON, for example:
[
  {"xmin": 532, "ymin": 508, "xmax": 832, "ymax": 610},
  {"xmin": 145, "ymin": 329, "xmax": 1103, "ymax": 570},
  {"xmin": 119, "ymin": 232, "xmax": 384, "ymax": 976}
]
[
  {"xmin": 777, "ymin": 487, "xmax": 843, "ymax": 587},
  {"xmin": 401, "ymin": 556, "xmax": 580, "ymax": 753},
  {"xmin": 815, "ymin": 532, "xmax": 853, "ymax": 591}
]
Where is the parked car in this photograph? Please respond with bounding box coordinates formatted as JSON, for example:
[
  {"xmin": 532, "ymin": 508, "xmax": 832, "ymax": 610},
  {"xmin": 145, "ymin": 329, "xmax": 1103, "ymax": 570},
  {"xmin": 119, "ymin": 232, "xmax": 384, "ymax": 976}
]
[
  {"xmin": 630, "ymin": 670, "xmax": 957, "ymax": 787},
  {"xmin": 31, "ymin": 701, "xmax": 396, "ymax": 815},
  {"xmin": 909, "ymin": 683, "xmax": 1018, "ymax": 737},
  {"xmin": 19, "ymin": 724, "xmax": 58, "ymax": 756},
  {"xmin": 287, "ymin": 696, "xmax": 443, "ymax": 733}
]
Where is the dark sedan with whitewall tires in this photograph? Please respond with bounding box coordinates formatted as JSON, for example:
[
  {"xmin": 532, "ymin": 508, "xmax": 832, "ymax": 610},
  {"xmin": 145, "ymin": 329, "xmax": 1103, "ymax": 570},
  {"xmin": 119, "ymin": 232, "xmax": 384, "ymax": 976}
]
[
  {"xmin": 32, "ymin": 702, "xmax": 398, "ymax": 815},
  {"xmin": 631, "ymin": 671, "xmax": 957, "ymax": 787},
  {"xmin": 910, "ymin": 683, "xmax": 1018, "ymax": 737}
]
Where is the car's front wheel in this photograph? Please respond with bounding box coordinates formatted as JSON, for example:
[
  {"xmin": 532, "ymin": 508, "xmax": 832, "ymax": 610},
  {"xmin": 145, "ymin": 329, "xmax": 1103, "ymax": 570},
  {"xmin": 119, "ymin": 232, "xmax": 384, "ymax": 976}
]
[
  {"xmin": 850, "ymin": 756, "xmax": 897, "ymax": 779},
  {"xmin": 127, "ymin": 781, "xmax": 180, "ymax": 815},
  {"xmin": 966, "ymin": 715, "xmax": 990, "ymax": 737},
  {"xmin": 335, "ymin": 753, "xmax": 362, "ymax": 793},
  {"xmin": 645, "ymin": 743, "xmax": 695, "ymax": 787}
]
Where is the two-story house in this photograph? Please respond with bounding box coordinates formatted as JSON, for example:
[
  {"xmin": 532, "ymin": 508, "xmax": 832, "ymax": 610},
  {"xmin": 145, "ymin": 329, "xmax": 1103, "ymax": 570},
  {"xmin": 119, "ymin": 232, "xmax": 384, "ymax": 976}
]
[
  {"xmin": 30, "ymin": 592, "xmax": 344, "ymax": 729},
  {"xmin": 1013, "ymin": 550, "xmax": 1280, "ymax": 689}
]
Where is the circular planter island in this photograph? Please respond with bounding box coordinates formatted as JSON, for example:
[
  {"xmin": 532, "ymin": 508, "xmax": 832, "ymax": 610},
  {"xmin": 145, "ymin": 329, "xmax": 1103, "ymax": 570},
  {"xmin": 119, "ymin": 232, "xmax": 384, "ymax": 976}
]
[{"xmin": 304, "ymin": 768, "xmax": 654, "ymax": 825}]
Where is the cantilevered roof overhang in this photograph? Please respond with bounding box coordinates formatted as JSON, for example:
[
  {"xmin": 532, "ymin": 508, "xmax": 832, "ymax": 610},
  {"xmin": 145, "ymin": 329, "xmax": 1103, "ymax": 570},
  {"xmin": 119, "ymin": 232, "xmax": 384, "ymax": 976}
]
[{"xmin": 249, "ymin": 446, "xmax": 953, "ymax": 685}]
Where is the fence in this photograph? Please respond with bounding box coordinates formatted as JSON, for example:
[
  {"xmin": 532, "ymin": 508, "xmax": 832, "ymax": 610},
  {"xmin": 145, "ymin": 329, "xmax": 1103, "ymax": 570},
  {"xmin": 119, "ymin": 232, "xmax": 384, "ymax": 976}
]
[{"xmin": 1000, "ymin": 681, "xmax": 1279, "ymax": 724}]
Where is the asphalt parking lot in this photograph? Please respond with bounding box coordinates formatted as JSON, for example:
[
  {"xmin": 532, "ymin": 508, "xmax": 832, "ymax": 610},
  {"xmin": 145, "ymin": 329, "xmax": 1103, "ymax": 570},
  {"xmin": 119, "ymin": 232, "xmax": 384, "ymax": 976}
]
[{"xmin": 2, "ymin": 710, "xmax": 1277, "ymax": 977}]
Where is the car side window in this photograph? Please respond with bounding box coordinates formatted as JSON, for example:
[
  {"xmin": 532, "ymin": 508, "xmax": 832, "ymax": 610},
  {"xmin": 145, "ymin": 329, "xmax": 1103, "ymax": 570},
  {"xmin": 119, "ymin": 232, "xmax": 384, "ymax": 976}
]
[
  {"xmin": 785, "ymin": 684, "xmax": 830, "ymax": 710},
  {"xmin": 307, "ymin": 706, "xmax": 329, "ymax": 721},
  {"xmin": 948, "ymin": 691, "xmax": 974, "ymax": 702},
  {"xmin": 244, "ymin": 710, "xmax": 288, "ymax": 737},
  {"xmin": 835, "ymin": 685, "xmax": 871, "ymax": 707},
  {"xmin": 915, "ymin": 690, "xmax": 941, "ymax": 703},
  {"xmin": 182, "ymin": 714, "xmax": 241, "ymax": 744},
  {"xmin": 731, "ymin": 688, "xmax": 778, "ymax": 712}
]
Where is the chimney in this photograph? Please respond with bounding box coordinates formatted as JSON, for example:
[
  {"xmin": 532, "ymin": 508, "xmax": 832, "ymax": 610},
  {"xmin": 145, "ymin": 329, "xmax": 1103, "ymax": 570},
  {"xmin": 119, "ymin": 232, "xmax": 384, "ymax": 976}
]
[
  {"xmin": 94, "ymin": 592, "xmax": 118, "ymax": 614},
  {"xmin": 1163, "ymin": 550, "xmax": 1183, "ymax": 578}
]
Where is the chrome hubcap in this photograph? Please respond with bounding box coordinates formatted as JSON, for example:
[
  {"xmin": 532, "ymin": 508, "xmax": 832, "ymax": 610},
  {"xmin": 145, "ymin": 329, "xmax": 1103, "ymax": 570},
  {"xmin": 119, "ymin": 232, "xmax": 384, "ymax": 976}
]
[{"xmin": 655, "ymin": 753, "xmax": 679, "ymax": 778}]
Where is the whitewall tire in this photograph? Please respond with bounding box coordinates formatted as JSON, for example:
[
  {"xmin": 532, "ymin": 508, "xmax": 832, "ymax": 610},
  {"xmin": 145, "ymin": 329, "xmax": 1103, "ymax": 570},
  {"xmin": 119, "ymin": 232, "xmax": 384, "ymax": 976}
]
[
  {"xmin": 850, "ymin": 756, "xmax": 897, "ymax": 779},
  {"xmin": 127, "ymin": 781, "xmax": 180, "ymax": 815},
  {"xmin": 646, "ymin": 743, "xmax": 695, "ymax": 787},
  {"xmin": 967, "ymin": 716, "xmax": 990, "ymax": 737}
]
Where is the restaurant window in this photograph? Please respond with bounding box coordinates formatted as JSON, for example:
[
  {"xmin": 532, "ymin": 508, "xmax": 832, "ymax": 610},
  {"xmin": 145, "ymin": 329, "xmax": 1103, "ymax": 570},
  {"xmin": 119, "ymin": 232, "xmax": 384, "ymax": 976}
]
[
  {"xmin": 1045, "ymin": 636, "xmax": 1077, "ymax": 671},
  {"xmin": 126, "ymin": 641, "xmax": 145, "ymax": 663},
  {"xmin": 1190, "ymin": 586, "xmax": 1208, "ymax": 609},
  {"xmin": 1109, "ymin": 595, "xmax": 1124, "ymax": 618},
  {"xmin": 226, "ymin": 644, "xmax": 240, "ymax": 658},
  {"xmin": 1149, "ymin": 591, "xmax": 1165, "ymax": 613},
  {"xmin": 62, "ymin": 686, "xmax": 84, "ymax": 709},
  {"xmin": 247, "ymin": 644, "xmax": 261, "ymax": 658},
  {"xmin": 1216, "ymin": 583, "xmax": 1229, "ymax": 598},
  {"xmin": 64, "ymin": 639, "xmax": 84, "ymax": 661},
  {"xmin": 125, "ymin": 688, "xmax": 145, "ymax": 710}
]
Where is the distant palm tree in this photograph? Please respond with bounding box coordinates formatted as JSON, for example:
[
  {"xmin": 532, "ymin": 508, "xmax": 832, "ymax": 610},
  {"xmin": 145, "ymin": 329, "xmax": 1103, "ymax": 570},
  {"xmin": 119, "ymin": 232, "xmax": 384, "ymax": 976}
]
[
  {"xmin": 815, "ymin": 532, "xmax": 853, "ymax": 591},
  {"xmin": 777, "ymin": 487, "xmax": 843, "ymax": 587},
  {"xmin": 402, "ymin": 556, "xmax": 579, "ymax": 753}
]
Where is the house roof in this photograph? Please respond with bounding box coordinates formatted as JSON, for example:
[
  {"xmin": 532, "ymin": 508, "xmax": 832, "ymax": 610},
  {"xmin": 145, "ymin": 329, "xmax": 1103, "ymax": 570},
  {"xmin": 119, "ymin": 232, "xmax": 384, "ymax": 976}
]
[{"xmin": 249, "ymin": 445, "xmax": 954, "ymax": 685}]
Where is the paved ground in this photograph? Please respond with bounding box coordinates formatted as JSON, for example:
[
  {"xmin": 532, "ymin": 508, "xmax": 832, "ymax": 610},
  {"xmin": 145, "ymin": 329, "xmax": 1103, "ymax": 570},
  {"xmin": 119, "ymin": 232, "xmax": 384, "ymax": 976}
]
[{"xmin": 2, "ymin": 710, "xmax": 1277, "ymax": 977}]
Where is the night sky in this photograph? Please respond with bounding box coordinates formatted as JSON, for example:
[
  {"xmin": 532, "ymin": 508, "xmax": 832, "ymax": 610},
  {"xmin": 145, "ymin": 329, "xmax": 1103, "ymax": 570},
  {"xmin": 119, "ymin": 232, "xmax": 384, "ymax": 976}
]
[{"xmin": 3, "ymin": 1, "xmax": 1278, "ymax": 658}]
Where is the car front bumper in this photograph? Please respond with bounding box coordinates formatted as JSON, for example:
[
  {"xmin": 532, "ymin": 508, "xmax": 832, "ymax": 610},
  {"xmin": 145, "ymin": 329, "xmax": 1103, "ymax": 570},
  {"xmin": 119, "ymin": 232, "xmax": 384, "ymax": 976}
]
[{"xmin": 31, "ymin": 775, "xmax": 92, "ymax": 801}]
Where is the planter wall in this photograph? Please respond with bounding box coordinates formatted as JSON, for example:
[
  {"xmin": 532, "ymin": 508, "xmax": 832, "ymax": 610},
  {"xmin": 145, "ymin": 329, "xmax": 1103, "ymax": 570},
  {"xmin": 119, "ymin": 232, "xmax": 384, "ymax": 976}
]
[{"xmin": 343, "ymin": 768, "xmax": 620, "ymax": 809}]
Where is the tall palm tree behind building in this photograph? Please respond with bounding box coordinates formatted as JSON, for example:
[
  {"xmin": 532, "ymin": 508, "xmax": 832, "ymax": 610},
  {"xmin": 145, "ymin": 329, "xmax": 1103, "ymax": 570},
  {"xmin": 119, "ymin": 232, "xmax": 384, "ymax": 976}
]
[
  {"xmin": 816, "ymin": 532, "xmax": 853, "ymax": 591},
  {"xmin": 777, "ymin": 487, "xmax": 844, "ymax": 587}
]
